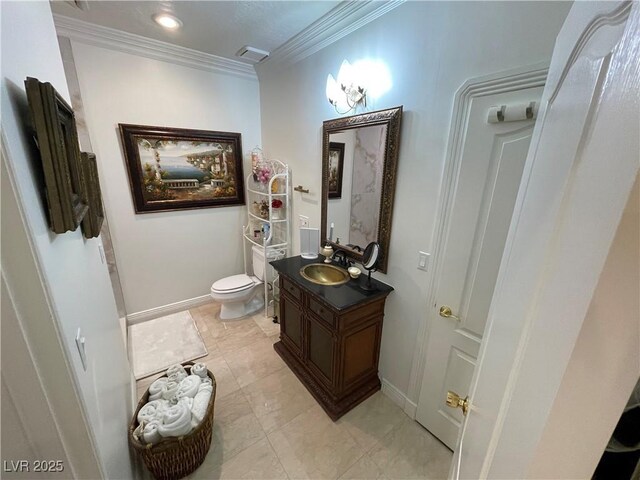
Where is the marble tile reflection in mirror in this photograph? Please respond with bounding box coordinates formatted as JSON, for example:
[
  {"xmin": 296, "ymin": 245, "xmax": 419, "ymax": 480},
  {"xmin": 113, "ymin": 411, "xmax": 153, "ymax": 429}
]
[
  {"xmin": 327, "ymin": 125, "xmax": 387, "ymax": 247},
  {"xmin": 321, "ymin": 106, "xmax": 402, "ymax": 273}
]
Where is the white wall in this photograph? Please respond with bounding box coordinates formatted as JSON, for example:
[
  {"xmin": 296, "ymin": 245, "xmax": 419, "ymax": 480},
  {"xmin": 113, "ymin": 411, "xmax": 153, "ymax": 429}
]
[
  {"xmin": 257, "ymin": 1, "xmax": 571, "ymax": 398},
  {"xmin": 529, "ymin": 176, "xmax": 639, "ymax": 478},
  {"xmin": 1, "ymin": 2, "xmax": 133, "ymax": 478},
  {"xmin": 68, "ymin": 41, "xmax": 262, "ymax": 315}
]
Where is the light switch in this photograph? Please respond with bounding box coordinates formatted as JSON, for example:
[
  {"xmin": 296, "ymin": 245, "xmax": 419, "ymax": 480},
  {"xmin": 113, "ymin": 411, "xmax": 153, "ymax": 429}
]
[
  {"xmin": 418, "ymin": 251, "xmax": 430, "ymax": 271},
  {"xmin": 298, "ymin": 215, "xmax": 309, "ymax": 228}
]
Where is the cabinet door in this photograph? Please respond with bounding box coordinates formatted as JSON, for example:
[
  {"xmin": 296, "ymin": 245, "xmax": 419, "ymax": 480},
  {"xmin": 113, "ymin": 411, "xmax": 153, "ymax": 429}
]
[
  {"xmin": 280, "ymin": 292, "xmax": 304, "ymax": 358},
  {"xmin": 307, "ymin": 314, "xmax": 336, "ymax": 387}
]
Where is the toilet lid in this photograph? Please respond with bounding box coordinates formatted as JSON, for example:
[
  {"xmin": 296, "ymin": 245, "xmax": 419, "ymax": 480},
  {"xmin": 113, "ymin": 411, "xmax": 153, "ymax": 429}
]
[{"xmin": 212, "ymin": 274, "xmax": 255, "ymax": 293}]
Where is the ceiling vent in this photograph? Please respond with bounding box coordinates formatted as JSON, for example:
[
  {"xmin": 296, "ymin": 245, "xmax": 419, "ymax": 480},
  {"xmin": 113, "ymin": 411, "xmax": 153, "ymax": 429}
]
[{"xmin": 235, "ymin": 46, "xmax": 270, "ymax": 63}]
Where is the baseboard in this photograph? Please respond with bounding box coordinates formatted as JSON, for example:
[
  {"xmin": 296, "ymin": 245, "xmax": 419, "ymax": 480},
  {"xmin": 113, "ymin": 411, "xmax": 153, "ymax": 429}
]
[
  {"xmin": 126, "ymin": 294, "xmax": 213, "ymax": 325},
  {"xmin": 381, "ymin": 377, "xmax": 417, "ymax": 420},
  {"xmin": 404, "ymin": 399, "xmax": 417, "ymax": 419}
]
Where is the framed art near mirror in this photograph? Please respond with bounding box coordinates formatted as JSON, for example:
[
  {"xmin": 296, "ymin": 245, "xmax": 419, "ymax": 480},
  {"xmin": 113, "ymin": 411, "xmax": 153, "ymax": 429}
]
[
  {"xmin": 25, "ymin": 77, "xmax": 88, "ymax": 233},
  {"xmin": 321, "ymin": 106, "xmax": 402, "ymax": 273}
]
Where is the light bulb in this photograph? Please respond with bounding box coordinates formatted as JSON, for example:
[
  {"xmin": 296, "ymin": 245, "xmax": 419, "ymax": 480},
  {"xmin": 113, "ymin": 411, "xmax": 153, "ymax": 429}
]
[
  {"xmin": 326, "ymin": 74, "xmax": 338, "ymax": 105},
  {"xmin": 152, "ymin": 13, "xmax": 182, "ymax": 30},
  {"xmin": 337, "ymin": 60, "xmax": 354, "ymax": 90}
]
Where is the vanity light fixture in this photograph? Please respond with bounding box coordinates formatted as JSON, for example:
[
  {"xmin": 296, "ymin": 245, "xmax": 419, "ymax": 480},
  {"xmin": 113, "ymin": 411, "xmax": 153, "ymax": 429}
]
[
  {"xmin": 152, "ymin": 13, "xmax": 183, "ymax": 30},
  {"xmin": 326, "ymin": 60, "xmax": 367, "ymax": 114}
]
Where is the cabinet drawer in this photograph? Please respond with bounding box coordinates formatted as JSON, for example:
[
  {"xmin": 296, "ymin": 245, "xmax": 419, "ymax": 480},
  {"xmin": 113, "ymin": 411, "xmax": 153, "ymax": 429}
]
[
  {"xmin": 281, "ymin": 277, "xmax": 301, "ymax": 302},
  {"xmin": 308, "ymin": 297, "xmax": 335, "ymax": 328}
]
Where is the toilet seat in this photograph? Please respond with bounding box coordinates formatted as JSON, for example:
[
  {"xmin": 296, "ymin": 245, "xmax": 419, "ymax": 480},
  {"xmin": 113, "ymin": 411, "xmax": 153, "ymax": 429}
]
[{"xmin": 211, "ymin": 274, "xmax": 259, "ymax": 294}]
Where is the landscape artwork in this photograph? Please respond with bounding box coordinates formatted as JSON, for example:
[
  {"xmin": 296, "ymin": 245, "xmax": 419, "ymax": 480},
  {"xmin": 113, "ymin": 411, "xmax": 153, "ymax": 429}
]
[{"xmin": 119, "ymin": 124, "xmax": 244, "ymax": 213}]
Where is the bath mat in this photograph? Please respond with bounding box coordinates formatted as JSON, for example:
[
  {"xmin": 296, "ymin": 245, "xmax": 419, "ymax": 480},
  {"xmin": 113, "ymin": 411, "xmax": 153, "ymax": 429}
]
[{"xmin": 128, "ymin": 310, "xmax": 208, "ymax": 380}]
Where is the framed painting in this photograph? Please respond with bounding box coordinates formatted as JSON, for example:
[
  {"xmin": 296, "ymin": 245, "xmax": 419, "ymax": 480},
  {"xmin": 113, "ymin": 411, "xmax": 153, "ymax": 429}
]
[
  {"xmin": 328, "ymin": 141, "xmax": 345, "ymax": 199},
  {"xmin": 118, "ymin": 124, "xmax": 245, "ymax": 213},
  {"xmin": 80, "ymin": 152, "xmax": 105, "ymax": 239},
  {"xmin": 25, "ymin": 77, "xmax": 88, "ymax": 233}
]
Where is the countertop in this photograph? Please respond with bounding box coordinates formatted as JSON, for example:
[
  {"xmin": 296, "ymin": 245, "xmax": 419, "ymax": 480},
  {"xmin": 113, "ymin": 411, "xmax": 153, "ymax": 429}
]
[{"xmin": 270, "ymin": 255, "xmax": 394, "ymax": 311}]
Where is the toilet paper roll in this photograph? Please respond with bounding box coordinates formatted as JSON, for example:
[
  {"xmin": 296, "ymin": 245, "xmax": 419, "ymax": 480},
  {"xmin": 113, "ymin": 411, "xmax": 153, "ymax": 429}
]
[{"xmin": 488, "ymin": 102, "xmax": 537, "ymax": 124}]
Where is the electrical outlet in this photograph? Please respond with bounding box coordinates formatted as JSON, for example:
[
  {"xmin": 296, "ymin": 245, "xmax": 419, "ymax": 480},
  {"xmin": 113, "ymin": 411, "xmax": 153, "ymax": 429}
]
[
  {"xmin": 298, "ymin": 215, "xmax": 309, "ymax": 228},
  {"xmin": 418, "ymin": 251, "xmax": 430, "ymax": 271}
]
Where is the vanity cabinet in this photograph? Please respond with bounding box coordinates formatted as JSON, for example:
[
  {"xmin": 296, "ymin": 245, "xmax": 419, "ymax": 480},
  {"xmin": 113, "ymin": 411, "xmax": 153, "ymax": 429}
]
[{"xmin": 273, "ymin": 265, "xmax": 393, "ymax": 420}]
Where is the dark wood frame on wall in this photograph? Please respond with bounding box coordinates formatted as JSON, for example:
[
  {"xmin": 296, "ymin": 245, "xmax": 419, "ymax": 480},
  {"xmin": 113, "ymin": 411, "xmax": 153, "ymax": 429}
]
[
  {"xmin": 25, "ymin": 77, "xmax": 88, "ymax": 233},
  {"xmin": 80, "ymin": 152, "xmax": 105, "ymax": 238},
  {"xmin": 118, "ymin": 124, "xmax": 245, "ymax": 214},
  {"xmin": 328, "ymin": 142, "xmax": 345, "ymax": 199},
  {"xmin": 321, "ymin": 106, "xmax": 403, "ymax": 274}
]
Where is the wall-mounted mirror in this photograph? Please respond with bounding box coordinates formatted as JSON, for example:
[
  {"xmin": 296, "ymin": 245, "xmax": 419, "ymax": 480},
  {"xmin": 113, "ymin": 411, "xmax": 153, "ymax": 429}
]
[{"xmin": 321, "ymin": 106, "xmax": 402, "ymax": 273}]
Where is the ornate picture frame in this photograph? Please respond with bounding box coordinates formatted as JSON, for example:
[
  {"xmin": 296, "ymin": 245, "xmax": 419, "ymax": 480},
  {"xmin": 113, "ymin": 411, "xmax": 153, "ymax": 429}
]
[
  {"xmin": 119, "ymin": 124, "xmax": 245, "ymax": 214},
  {"xmin": 80, "ymin": 152, "xmax": 105, "ymax": 239},
  {"xmin": 25, "ymin": 77, "xmax": 88, "ymax": 233}
]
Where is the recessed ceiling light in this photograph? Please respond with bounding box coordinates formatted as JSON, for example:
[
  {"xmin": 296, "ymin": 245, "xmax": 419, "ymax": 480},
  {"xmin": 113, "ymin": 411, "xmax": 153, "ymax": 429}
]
[{"xmin": 152, "ymin": 13, "xmax": 182, "ymax": 30}]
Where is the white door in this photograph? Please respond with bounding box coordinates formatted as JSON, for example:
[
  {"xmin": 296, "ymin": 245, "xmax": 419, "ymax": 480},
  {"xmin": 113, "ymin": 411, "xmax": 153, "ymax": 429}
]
[
  {"xmin": 416, "ymin": 81, "xmax": 543, "ymax": 449},
  {"xmin": 453, "ymin": 1, "xmax": 639, "ymax": 478}
]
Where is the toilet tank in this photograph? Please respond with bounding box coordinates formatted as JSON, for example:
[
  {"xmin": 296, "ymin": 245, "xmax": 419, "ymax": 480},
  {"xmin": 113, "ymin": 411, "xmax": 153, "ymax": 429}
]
[
  {"xmin": 252, "ymin": 246, "xmax": 282, "ymax": 281},
  {"xmin": 252, "ymin": 246, "xmax": 267, "ymax": 281}
]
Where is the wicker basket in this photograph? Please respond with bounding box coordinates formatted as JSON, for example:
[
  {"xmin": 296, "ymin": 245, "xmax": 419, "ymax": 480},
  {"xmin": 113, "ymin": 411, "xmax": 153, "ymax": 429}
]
[{"xmin": 128, "ymin": 362, "xmax": 217, "ymax": 480}]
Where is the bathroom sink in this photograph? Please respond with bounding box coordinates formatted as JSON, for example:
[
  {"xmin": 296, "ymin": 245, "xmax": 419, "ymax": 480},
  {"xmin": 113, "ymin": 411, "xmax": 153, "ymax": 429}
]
[{"xmin": 299, "ymin": 263, "xmax": 350, "ymax": 286}]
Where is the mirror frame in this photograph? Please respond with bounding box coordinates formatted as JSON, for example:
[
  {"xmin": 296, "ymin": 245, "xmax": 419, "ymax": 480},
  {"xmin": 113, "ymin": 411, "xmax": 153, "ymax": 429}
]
[{"xmin": 321, "ymin": 106, "xmax": 403, "ymax": 273}]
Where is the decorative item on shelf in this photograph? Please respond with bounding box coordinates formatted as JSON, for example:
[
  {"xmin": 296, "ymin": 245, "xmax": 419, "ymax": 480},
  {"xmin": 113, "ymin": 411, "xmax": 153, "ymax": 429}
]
[
  {"xmin": 348, "ymin": 266, "xmax": 361, "ymax": 279},
  {"xmin": 252, "ymin": 201, "xmax": 260, "ymax": 216},
  {"xmin": 250, "ymin": 147, "xmax": 264, "ymax": 183},
  {"xmin": 321, "ymin": 244, "xmax": 334, "ymax": 263},
  {"xmin": 259, "ymin": 200, "xmax": 269, "ymax": 219},
  {"xmin": 255, "ymin": 162, "xmax": 272, "ymax": 191},
  {"xmin": 271, "ymin": 199, "xmax": 283, "ymax": 219}
]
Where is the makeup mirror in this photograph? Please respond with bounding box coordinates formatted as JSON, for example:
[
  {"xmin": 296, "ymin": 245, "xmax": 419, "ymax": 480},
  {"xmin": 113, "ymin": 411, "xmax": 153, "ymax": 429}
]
[{"xmin": 360, "ymin": 241, "xmax": 380, "ymax": 291}]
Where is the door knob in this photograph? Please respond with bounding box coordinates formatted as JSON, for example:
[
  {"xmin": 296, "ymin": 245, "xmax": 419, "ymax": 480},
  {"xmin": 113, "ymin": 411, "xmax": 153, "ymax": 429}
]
[
  {"xmin": 446, "ymin": 390, "xmax": 469, "ymax": 416},
  {"xmin": 439, "ymin": 305, "xmax": 460, "ymax": 320}
]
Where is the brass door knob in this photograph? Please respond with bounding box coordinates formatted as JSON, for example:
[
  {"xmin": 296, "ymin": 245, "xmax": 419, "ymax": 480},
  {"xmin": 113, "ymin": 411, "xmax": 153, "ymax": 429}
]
[
  {"xmin": 446, "ymin": 390, "xmax": 470, "ymax": 416},
  {"xmin": 439, "ymin": 305, "xmax": 460, "ymax": 321}
]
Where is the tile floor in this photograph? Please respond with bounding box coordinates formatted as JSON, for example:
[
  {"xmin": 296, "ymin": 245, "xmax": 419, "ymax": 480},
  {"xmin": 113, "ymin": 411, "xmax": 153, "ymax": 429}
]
[{"xmin": 135, "ymin": 301, "xmax": 453, "ymax": 479}]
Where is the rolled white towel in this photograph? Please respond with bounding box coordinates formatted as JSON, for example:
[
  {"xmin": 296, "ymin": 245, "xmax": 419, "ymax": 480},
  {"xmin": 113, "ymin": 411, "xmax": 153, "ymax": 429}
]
[
  {"xmin": 168, "ymin": 371, "xmax": 187, "ymax": 384},
  {"xmin": 191, "ymin": 383, "xmax": 213, "ymax": 428},
  {"xmin": 133, "ymin": 421, "xmax": 145, "ymax": 442},
  {"xmin": 201, "ymin": 377, "xmax": 212, "ymax": 387},
  {"xmin": 137, "ymin": 399, "xmax": 169, "ymax": 424},
  {"xmin": 178, "ymin": 396, "xmax": 194, "ymax": 410},
  {"xmin": 142, "ymin": 419, "xmax": 162, "ymax": 445},
  {"xmin": 177, "ymin": 375, "xmax": 201, "ymax": 399},
  {"xmin": 158, "ymin": 403, "xmax": 193, "ymax": 438},
  {"xmin": 191, "ymin": 363, "xmax": 208, "ymax": 379},
  {"xmin": 166, "ymin": 364, "xmax": 187, "ymax": 378},
  {"xmin": 161, "ymin": 381, "xmax": 179, "ymax": 403},
  {"xmin": 148, "ymin": 377, "xmax": 168, "ymax": 401}
]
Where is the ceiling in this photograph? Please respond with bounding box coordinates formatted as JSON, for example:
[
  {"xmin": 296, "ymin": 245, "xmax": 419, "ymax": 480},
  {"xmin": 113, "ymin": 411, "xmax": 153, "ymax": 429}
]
[{"xmin": 50, "ymin": 1, "xmax": 340, "ymax": 63}]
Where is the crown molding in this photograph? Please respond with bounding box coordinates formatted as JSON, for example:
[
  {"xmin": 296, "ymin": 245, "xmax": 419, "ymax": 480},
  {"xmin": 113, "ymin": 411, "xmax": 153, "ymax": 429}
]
[
  {"xmin": 53, "ymin": 14, "xmax": 257, "ymax": 80},
  {"xmin": 258, "ymin": 0, "xmax": 406, "ymax": 70}
]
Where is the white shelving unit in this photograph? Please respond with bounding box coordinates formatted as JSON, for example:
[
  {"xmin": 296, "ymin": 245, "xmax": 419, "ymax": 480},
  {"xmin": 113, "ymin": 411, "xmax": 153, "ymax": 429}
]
[{"xmin": 242, "ymin": 159, "xmax": 289, "ymax": 318}]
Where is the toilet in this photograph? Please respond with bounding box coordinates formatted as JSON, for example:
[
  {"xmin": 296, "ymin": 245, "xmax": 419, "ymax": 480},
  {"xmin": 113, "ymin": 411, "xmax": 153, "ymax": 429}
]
[{"xmin": 210, "ymin": 245, "xmax": 269, "ymax": 320}]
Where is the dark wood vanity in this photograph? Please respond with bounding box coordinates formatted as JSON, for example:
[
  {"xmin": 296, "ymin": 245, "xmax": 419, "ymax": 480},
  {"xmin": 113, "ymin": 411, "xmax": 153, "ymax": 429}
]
[{"xmin": 270, "ymin": 255, "xmax": 393, "ymax": 420}]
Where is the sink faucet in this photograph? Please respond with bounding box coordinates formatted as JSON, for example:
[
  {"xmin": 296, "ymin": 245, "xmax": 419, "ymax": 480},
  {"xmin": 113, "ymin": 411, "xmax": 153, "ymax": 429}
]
[{"xmin": 331, "ymin": 249, "xmax": 353, "ymax": 268}]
